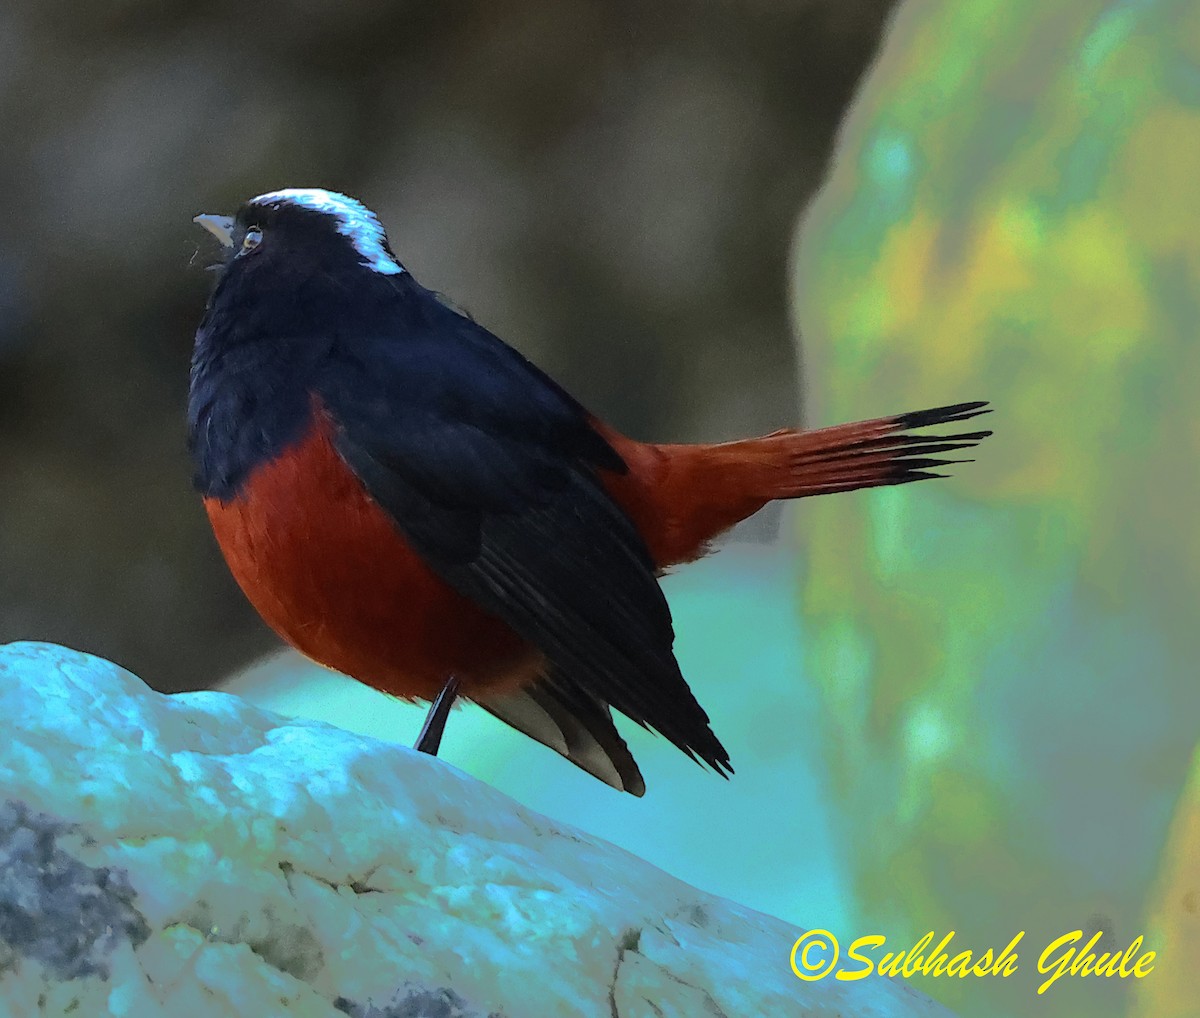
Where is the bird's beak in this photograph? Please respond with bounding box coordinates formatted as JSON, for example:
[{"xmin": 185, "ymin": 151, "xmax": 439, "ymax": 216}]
[{"xmin": 193, "ymin": 213, "xmax": 236, "ymax": 248}]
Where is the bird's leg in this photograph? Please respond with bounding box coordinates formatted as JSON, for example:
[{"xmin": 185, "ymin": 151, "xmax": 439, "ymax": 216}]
[{"xmin": 414, "ymin": 675, "xmax": 461, "ymax": 756}]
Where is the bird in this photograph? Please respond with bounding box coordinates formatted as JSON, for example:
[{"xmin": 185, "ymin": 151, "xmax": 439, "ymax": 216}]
[{"xmin": 190, "ymin": 187, "xmax": 990, "ymax": 796}]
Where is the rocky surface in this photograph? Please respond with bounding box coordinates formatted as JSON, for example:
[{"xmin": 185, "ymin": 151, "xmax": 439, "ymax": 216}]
[{"xmin": 0, "ymin": 641, "xmax": 949, "ymax": 1017}]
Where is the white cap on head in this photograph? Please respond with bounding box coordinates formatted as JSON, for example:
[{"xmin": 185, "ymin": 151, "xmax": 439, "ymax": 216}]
[{"xmin": 249, "ymin": 188, "xmax": 404, "ymax": 276}]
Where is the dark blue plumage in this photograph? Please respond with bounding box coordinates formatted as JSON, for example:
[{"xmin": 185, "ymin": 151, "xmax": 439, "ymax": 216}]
[
  {"xmin": 190, "ymin": 189, "xmax": 732, "ymax": 786},
  {"xmin": 190, "ymin": 187, "xmax": 990, "ymax": 794}
]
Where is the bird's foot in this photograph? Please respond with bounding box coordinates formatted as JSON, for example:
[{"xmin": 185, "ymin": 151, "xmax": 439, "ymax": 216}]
[{"xmin": 414, "ymin": 675, "xmax": 461, "ymax": 756}]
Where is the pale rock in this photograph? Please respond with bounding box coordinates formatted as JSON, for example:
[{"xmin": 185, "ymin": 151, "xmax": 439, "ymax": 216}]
[{"xmin": 0, "ymin": 642, "xmax": 951, "ymax": 1017}]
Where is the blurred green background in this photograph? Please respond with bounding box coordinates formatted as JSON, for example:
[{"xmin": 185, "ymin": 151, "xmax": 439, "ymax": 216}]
[
  {"xmin": 5, "ymin": 2, "xmax": 1200, "ymax": 1016},
  {"xmin": 795, "ymin": 0, "xmax": 1200, "ymax": 1014}
]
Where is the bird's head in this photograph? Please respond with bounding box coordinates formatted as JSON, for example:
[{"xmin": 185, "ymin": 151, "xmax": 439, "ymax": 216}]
[
  {"xmin": 188, "ymin": 189, "xmax": 410, "ymax": 495},
  {"xmin": 193, "ymin": 187, "xmax": 405, "ymax": 292}
]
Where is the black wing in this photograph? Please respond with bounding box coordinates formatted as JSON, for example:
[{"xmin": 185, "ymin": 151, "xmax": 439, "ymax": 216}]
[{"xmin": 317, "ymin": 286, "xmax": 731, "ymax": 781}]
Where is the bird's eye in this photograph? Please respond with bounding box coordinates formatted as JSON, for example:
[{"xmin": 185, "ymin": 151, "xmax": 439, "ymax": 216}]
[{"xmin": 242, "ymin": 228, "xmax": 263, "ymax": 252}]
